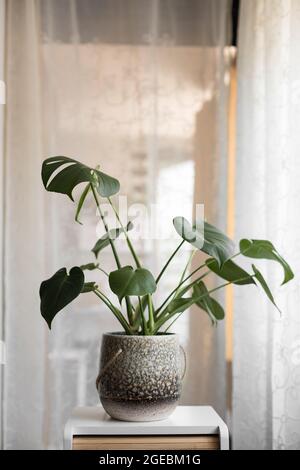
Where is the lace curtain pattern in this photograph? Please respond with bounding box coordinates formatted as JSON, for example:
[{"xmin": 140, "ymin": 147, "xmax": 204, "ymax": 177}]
[
  {"xmin": 233, "ymin": 0, "xmax": 300, "ymax": 450},
  {"xmin": 3, "ymin": 0, "xmax": 229, "ymax": 448}
]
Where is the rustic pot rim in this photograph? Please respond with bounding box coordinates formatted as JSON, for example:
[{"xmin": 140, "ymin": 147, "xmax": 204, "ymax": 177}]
[{"xmin": 103, "ymin": 331, "xmax": 178, "ymax": 340}]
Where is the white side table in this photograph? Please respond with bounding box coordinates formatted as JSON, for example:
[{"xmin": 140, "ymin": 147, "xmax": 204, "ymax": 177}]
[{"xmin": 64, "ymin": 406, "xmax": 229, "ymax": 450}]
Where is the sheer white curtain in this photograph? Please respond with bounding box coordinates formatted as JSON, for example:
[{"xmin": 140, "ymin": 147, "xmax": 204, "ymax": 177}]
[
  {"xmin": 233, "ymin": 0, "xmax": 300, "ymax": 450},
  {"xmin": 3, "ymin": 0, "xmax": 229, "ymax": 448}
]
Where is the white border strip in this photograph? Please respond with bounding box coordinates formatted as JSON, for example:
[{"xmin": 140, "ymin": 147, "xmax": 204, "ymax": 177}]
[{"xmin": 0, "ymin": 0, "xmax": 6, "ymax": 450}]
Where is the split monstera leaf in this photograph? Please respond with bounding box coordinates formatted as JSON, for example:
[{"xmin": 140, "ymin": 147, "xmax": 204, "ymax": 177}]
[
  {"xmin": 39, "ymin": 156, "xmax": 294, "ymax": 334},
  {"xmin": 42, "ymin": 156, "xmax": 120, "ymax": 200}
]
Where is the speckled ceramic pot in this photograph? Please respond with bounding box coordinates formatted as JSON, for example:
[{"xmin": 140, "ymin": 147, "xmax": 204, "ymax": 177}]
[{"xmin": 96, "ymin": 332, "xmax": 185, "ymax": 422}]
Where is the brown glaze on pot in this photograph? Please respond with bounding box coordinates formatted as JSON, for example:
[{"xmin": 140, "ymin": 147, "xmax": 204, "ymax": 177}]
[{"xmin": 96, "ymin": 332, "xmax": 184, "ymax": 422}]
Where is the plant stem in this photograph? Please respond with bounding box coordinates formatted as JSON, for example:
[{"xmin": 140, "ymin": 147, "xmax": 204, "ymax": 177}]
[
  {"xmin": 154, "ymin": 274, "xmax": 256, "ymax": 333},
  {"xmin": 91, "ymin": 185, "xmax": 134, "ymax": 325},
  {"xmin": 155, "ymin": 240, "xmax": 185, "ymax": 284},
  {"xmin": 132, "ymin": 298, "xmax": 147, "ymax": 331},
  {"xmin": 96, "ymin": 266, "xmax": 109, "ymax": 277},
  {"xmin": 152, "ymin": 248, "xmax": 196, "ymax": 323},
  {"xmin": 156, "ymin": 271, "xmax": 209, "ymax": 321},
  {"xmin": 94, "ymin": 289, "xmax": 117, "ymax": 313},
  {"xmin": 155, "ymin": 263, "xmax": 207, "ymax": 316},
  {"xmin": 147, "ymin": 294, "xmax": 154, "ymax": 333},
  {"xmin": 172, "ymin": 271, "xmax": 210, "ymax": 300},
  {"xmin": 139, "ymin": 297, "xmax": 148, "ymax": 335},
  {"xmin": 164, "ymin": 312, "xmax": 184, "ymax": 333},
  {"xmin": 91, "ymin": 185, "xmax": 121, "ymax": 269},
  {"xmin": 156, "ymin": 250, "xmax": 250, "ymax": 330},
  {"xmin": 163, "ymin": 249, "xmax": 243, "ymax": 310},
  {"xmin": 94, "ymin": 289, "xmax": 132, "ymax": 334},
  {"xmin": 108, "ymin": 197, "xmax": 142, "ymax": 269},
  {"xmin": 173, "ymin": 249, "xmax": 196, "ymax": 298}
]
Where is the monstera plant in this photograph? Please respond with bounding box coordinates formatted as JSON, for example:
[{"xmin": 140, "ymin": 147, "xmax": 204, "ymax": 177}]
[
  {"xmin": 40, "ymin": 156, "xmax": 294, "ymax": 335},
  {"xmin": 39, "ymin": 156, "xmax": 294, "ymax": 422}
]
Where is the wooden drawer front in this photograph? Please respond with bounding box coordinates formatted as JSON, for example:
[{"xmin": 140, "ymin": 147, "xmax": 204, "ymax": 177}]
[{"xmin": 72, "ymin": 435, "xmax": 220, "ymax": 450}]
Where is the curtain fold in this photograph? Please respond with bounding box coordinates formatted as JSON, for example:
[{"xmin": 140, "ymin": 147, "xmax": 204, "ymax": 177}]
[
  {"xmin": 233, "ymin": 0, "xmax": 300, "ymax": 450},
  {"xmin": 4, "ymin": 0, "xmax": 229, "ymax": 448},
  {"xmin": 4, "ymin": 0, "xmax": 47, "ymax": 449}
]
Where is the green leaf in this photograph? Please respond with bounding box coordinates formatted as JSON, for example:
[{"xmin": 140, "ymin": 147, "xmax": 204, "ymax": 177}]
[
  {"xmin": 75, "ymin": 183, "xmax": 91, "ymax": 224},
  {"xmin": 252, "ymin": 264, "xmax": 281, "ymax": 313},
  {"xmin": 39, "ymin": 267, "xmax": 84, "ymax": 329},
  {"xmin": 166, "ymin": 297, "xmax": 195, "ymax": 315},
  {"xmin": 240, "ymin": 239, "xmax": 294, "ymax": 285},
  {"xmin": 193, "ymin": 281, "xmax": 225, "ymax": 323},
  {"xmin": 167, "ymin": 281, "xmax": 225, "ymax": 324},
  {"xmin": 81, "ymin": 282, "xmax": 98, "ymax": 293},
  {"xmin": 173, "ymin": 216, "xmax": 204, "ymax": 247},
  {"xmin": 109, "ymin": 266, "xmax": 156, "ymax": 301},
  {"xmin": 206, "ymin": 258, "xmax": 255, "ymax": 285},
  {"xmin": 173, "ymin": 283, "xmax": 193, "ymax": 299},
  {"xmin": 92, "ymin": 222, "xmax": 133, "ymax": 258},
  {"xmin": 173, "ymin": 217, "xmax": 234, "ymax": 266},
  {"xmin": 80, "ymin": 262, "xmax": 99, "ymax": 271},
  {"xmin": 42, "ymin": 156, "xmax": 120, "ymax": 200}
]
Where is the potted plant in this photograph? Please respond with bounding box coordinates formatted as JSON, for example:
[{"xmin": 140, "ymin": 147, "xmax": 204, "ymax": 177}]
[{"xmin": 40, "ymin": 156, "xmax": 294, "ymax": 422}]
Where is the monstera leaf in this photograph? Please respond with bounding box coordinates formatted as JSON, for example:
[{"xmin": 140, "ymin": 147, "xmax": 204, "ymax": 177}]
[
  {"xmin": 252, "ymin": 264, "xmax": 281, "ymax": 313},
  {"xmin": 173, "ymin": 217, "xmax": 234, "ymax": 266},
  {"xmin": 92, "ymin": 222, "xmax": 133, "ymax": 258},
  {"xmin": 40, "ymin": 267, "xmax": 84, "ymax": 329},
  {"xmin": 167, "ymin": 281, "xmax": 224, "ymax": 323},
  {"xmin": 109, "ymin": 266, "xmax": 156, "ymax": 301},
  {"xmin": 193, "ymin": 281, "xmax": 225, "ymax": 323},
  {"xmin": 42, "ymin": 156, "xmax": 120, "ymax": 200},
  {"xmin": 75, "ymin": 182, "xmax": 91, "ymax": 224},
  {"xmin": 206, "ymin": 258, "xmax": 255, "ymax": 285},
  {"xmin": 240, "ymin": 239, "xmax": 294, "ymax": 285},
  {"xmin": 173, "ymin": 216, "xmax": 204, "ymax": 249},
  {"xmin": 166, "ymin": 297, "xmax": 195, "ymax": 315}
]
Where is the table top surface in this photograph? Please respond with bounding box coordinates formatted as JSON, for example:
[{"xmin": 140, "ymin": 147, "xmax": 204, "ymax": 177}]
[{"xmin": 65, "ymin": 405, "xmax": 227, "ymax": 436}]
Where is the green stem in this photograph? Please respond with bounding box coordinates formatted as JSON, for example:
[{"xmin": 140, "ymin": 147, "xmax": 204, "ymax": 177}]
[
  {"xmin": 94, "ymin": 289, "xmax": 132, "ymax": 334},
  {"xmin": 164, "ymin": 312, "xmax": 184, "ymax": 333},
  {"xmin": 132, "ymin": 299, "xmax": 144, "ymax": 330},
  {"xmin": 96, "ymin": 266, "xmax": 109, "ymax": 277},
  {"xmin": 173, "ymin": 249, "xmax": 196, "ymax": 298},
  {"xmin": 156, "ymin": 241, "xmax": 185, "ymax": 284},
  {"xmin": 108, "ymin": 197, "xmax": 142, "ymax": 269},
  {"xmin": 139, "ymin": 297, "xmax": 148, "ymax": 335},
  {"xmin": 172, "ymin": 271, "xmax": 210, "ymax": 300},
  {"xmin": 125, "ymin": 298, "xmax": 134, "ymax": 325},
  {"xmin": 152, "ymin": 248, "xmax": 195, "ymax": 323},
  {"xmin": 91, "ymin": 185, "xmax": 134, "ymax": 325},
  {"xmin": 91, "ymin": 185, "xmax": 121, "ymax": 269},
  {"xmin": 147, "ymin": 294, "xmax": 154, "ymax": 333},
  {"xmin": 154, "ymin": 274, "xmax": 256, "ymax": 333},
  {"xmin": 156, "ymin": 271, "xmax": 209, "ymax": 321},
  {"xmin": 155, "ymin": 263, "xmax": 207, "ymax": 316},
  {"xmin": 156, "ymin": 249, "xmax": 246, "ymax": 329},
  {"xmin": 94, "ymin": 289, "xmax": 117, "ymax": 313}
]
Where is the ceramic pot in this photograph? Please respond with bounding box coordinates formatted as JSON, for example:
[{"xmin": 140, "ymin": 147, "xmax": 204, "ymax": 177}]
[{"xmin": 96, "ymin": 332, "xmax": 185, "ymax": 422}]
